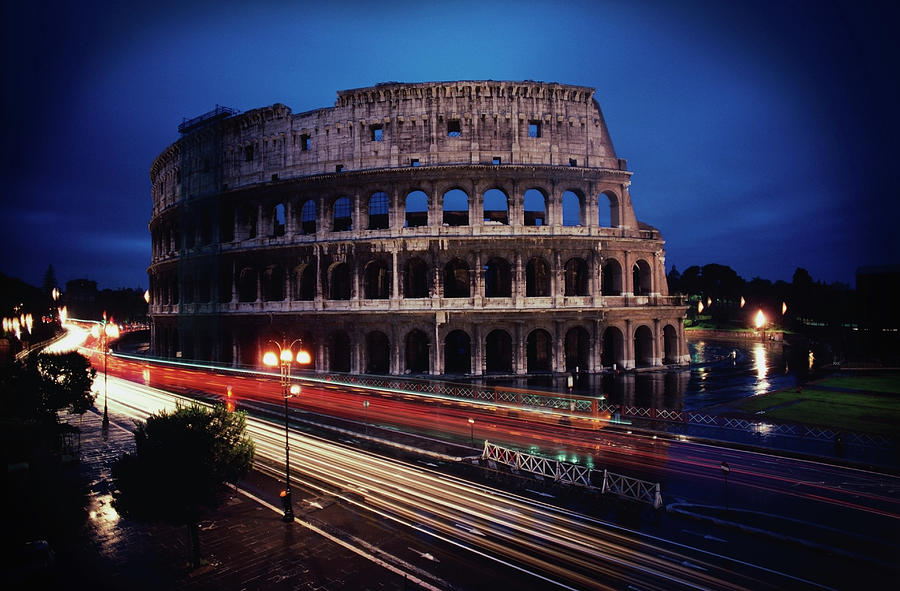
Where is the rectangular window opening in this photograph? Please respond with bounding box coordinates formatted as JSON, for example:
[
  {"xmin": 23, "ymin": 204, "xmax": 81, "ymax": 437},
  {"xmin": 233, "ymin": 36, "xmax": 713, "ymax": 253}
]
[
  {"xmin": 410, "ymin": 158, "xmax": 419, "ymax": 166},
  {"xmin": 301, "ymin": 134, "xmax": 311, "ymax": 151},
  {"xmin": 492, "ymin": 156, "xmax": 502, "ymax": 165},
  {"xmin": 528, "ymin": 121, "xmax": 541, "ymax": 138},
  {"xmin": 335, "ymin": 164, "xmax": 344, "ymax": 173},
  {"xmin": 569, "ymin": 158, "xmax": 578, "ymax": 167},
  {"xmin": 447, "ymin": 119, "xmax": 461, "ymax": 137},
  {"xmin": 371, "ymin": 125, "xmax": 383, "ymax": 141}
]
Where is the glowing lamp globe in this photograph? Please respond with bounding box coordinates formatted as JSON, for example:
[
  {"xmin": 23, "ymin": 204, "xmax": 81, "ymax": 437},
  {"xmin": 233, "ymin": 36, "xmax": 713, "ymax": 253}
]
[
  {"xmin": 296, "ymin": 350, "xmax": 312, "ymax": 365},
  {"xmin": 262, "ymin": 351, "xmax": 279, "ymax": 367}
]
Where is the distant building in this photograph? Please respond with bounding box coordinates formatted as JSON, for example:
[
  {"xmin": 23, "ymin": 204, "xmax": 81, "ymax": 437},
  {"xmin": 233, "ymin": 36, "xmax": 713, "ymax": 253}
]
[
  {"xmin": 63, "ymin": 279, "xmax": 98, "ymax": 319},
  {"xmin": 148, "ymin": 81, "xmax": 688, "ymax": 374}
]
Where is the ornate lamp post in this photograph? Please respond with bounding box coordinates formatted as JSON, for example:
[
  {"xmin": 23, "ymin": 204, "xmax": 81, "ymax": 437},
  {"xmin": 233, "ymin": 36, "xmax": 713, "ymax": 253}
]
[
  {"xmin": 263, "ymin": 339, "xmax": 311, "ymax": 522},
  {"xmin": 91, "ymin": 312, "xmax": 119, "ymax": 429}
]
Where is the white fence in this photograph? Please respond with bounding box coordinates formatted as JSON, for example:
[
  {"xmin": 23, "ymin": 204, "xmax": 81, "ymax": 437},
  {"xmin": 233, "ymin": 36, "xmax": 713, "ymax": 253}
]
[{"xmin": 482, "ymin": 441, "xmax": 663, "ymax": 508}]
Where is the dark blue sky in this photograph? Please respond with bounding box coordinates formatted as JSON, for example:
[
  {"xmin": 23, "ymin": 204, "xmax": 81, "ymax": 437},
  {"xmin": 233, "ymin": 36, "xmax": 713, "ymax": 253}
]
[{"xmin": 2, "ymin": 0, "xmax": 896, "ymax": 290}]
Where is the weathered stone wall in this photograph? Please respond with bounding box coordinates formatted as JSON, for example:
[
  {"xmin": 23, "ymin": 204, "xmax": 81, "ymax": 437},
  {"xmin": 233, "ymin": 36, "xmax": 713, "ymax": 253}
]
[{"xmin": 147, "ymin": 81, "xmax": 688, "ymax": 375}]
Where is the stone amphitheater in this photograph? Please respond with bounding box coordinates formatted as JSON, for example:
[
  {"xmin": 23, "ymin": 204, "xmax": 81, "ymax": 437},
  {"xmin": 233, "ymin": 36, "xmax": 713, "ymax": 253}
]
[{"xmin": 148, "ymin": 80, "xmax": 688, "ymax": 375}]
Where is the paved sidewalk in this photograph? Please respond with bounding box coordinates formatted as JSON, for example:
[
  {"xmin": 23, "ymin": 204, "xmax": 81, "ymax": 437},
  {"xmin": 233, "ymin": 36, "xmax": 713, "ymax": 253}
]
[{"xmin": 14, "ymin": 407, "xmax": 415, "ymax": 590}]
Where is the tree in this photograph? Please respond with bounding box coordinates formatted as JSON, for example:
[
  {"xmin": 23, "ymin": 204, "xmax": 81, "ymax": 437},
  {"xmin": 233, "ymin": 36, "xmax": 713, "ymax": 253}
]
[
  {"xmin": 42, "ymin": 264, "xmax": 58, "ymax": 295},
  {"xmin": 112, "ymin": 404, "xmax": 255, "ymax": 569},
  {"xmin": 35, "ymin": 351, "xmax": 96, "ymax": 420}
]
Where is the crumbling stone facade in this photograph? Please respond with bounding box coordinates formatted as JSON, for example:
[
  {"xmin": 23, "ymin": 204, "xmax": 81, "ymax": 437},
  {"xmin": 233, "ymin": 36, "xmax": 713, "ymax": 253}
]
[{"xmin": 148, "ymin": 81, "xmax": 688, "ymax": 375}]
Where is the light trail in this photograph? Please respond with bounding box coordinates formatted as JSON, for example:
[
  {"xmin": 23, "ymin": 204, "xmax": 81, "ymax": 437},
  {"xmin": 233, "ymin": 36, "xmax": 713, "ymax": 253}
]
[{"xmin": 98, "ymin": 374, "xmax": 829, "ymax": 591}]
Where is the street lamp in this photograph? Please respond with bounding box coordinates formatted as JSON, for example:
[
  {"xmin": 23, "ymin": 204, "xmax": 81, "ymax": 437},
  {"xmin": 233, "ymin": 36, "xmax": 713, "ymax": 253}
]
[
  {"xmin": 263, "ymin": 338, "xmax": 311, "ymax": 523},
  {"xmin": 468, "ymin": 417, "xmax": 475, "ymax": 445},
  {"xmin": 754, "ymin": 309, "xmax": 767, "ymax": 342},
  {"xmin": 90, "ymin": 312, "xmax": 119, "ymax": 429}
]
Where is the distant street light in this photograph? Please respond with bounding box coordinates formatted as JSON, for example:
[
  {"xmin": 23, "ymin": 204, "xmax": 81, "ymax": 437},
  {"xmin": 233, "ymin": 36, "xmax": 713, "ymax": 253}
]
[
  {"xmin": 363, "ymin": 399, "xmax": 370, "ymax": 435},
  {"xmin": 263, "ymin": 338, "xmax": 312, "ymax": 523},
  {"xmin": 90, "ymin": 312, "xmax": 119, "ymax": 429},
  {"xmin": 468, "ymin": 417, "xmax": 475, "ymax": 445},
  {"xmin": 720, "ymin": 461, "xmax": 731, "ymax": 513}
]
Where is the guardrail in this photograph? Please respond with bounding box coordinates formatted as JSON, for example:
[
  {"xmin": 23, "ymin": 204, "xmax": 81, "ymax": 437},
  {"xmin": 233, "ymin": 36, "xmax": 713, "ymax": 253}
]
[{"xmin": 482, "ymin": 441, "xmax": 662, "ymax": 508}]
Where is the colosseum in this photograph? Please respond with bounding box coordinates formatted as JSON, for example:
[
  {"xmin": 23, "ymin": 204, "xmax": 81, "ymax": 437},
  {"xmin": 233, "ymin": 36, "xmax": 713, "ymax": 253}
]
[{"xmin": 148, "ymin": 80, "xmax": 689, "ymax": 376}]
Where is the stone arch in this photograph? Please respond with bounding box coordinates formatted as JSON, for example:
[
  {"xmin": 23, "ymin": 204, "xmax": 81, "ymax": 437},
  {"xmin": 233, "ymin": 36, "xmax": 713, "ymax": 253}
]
[
  {"xmin": 485, "ymin": 329, "xmax": 513, "ymax": 373},
  {"xmin": 332, "ymin": 195, "xmax": 352, "ymax": 232},
  {"xmin": 598, "ymin": 191, "xmax": 621, "ymax": 228},
  {"xmin": 444, "ymin": 330, "xmax": 471, "ymax": 374},
  {"xmin": 238, "ymin": 267, "xmax": 257, "ymax": 302},
  {"xmin": 482, "ymin": 188, "xmax": 509, "ymax": 225},
  {"xmin": 602, "ymin": 326, "xmax": 625, "ymax": 368},
  {"xmin": 664, "ymin": 324, "xmax": 679, "ymax": 364},
  {"xmin": 523, "ymin": 188, "xmax": 547, "ymax": 226},
  {"xmin": 366, "ymin": 331, "xmax": 390, "ymax": 373},
  {"xmin": 328, "ymin": 262, "xmax": 352, "ymax": 300},
  {"xmin": 602, "ymin": 259, "xmax": 623, "ymax": 296},
  {"xmin": 443, "ymin": 258, "xmax": 470, "ymax": 298},
  {"xmin": 442, "ymin": 188, "xmax": 469, "ymax": 226},
  {"xmin": 526, "ymin": 329, "xmax": 553, "ymax": 372},
  {"xmin": 526, "ymin": 256, "xmax": 551, "ymax": 297},
  {"xmin": 329, "ymin": 330, "xmax": 351, "ymax": 372},
  {"xmin": 273, "ymin": 203, "xmax": 286, "ymax": 237},
  {"xmin": 564, "ymin": 257, "xmax": 589, "ymax": 296},
  {"xmin": 405, "ymin": 190, "xmax": 428, "ymax": 227},
  {"xmin": 633, "ymin": 259, "xmax": 652, "ymax": 295},
  {"xmin": 484, "ymin": 257, "xmax": 511, "ymax": 297},
  {"xmin": 368, "ymin": 191, "xmax": 389, "ymax": 230},
  {"xmin": 561, "ymin": 190, "xmax": 584, "ymax": 226},
  {"xmin": 294, "ymin": 262, "xmax": 316, "ymax": 301},
  {"xmin": 634, "ymin": 325, "xmax": 654, "ymax": 367},
  {"xmin": 299, "ymin": 198, "xmax": 317, "ymax": 234},
  {"xmin": 262, "ymin": 265, "xmax": 284, "ymax": 301},
  {"xmin": 564, "ymin": 326, "xmax": 590, "ymax": 372},
  {"xmin": 364, "ymin": 259, "xmax": 391, "ymax": 299},
  {"xmin": 404, "ymin": 257, "xmax": 430, "ymax": 298},
  {"xmin": 405, "ymin": 329, "xmax": 430, "ymax": 374}
]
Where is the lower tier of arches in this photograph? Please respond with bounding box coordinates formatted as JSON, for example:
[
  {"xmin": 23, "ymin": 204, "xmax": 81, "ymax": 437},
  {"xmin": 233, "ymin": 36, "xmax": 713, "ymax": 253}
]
[{"xmin": 150, "ymin": 309, "xmax": 689, "ymax": 375}]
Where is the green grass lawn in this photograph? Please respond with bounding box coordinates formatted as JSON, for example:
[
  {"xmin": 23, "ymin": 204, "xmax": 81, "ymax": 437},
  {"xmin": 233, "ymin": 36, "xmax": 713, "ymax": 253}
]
[
  {"xmin": 735, "ymin": 383, "xmax": 900, "ymax": 437},
  {"xmin": 812, "ymin": 375, "xmax": 900, "ymax": 394}
]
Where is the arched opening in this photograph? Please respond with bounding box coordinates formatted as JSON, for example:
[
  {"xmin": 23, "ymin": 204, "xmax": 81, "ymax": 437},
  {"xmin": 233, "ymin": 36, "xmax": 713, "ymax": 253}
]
[
  {"xmin": 601, "ymin": 327, "xmax": 624, "ymax": 368},
  {"xmin": 366, "ymin": 331, "xmax": 390, "ymax": 374},
  {"xmin": 634, "ymin": 325, "xmax": 654, "ymax": 367},
  {"xmin": 300, "ymin": 199, "xmax": 317, "ymax": 234},
  {"xmin": 526, "ymin": 257, "xmax": 551, "ymax": 297},
  {"xmin": 329, "ymin": 331, "xmax": 351, "ymax": 372},
  {"xmin": 443, "ymin": 258, "xmax": 470, "ymax": 298},
  {"xmin": 368, "ymin": 191, "xmax": 389, "ymax": 230},
  {"xmin": 404, "ymin": 257, "xmax": 430, "ymax": 298},
  {"xmin": 333, "ymin": 196, "xmax": 352, "ymax": 232},
  {"xmin": 633, "ymin": 259, "xmax": 652, "ymax": 295},
  {"xmin": 664, "ymin": 324, "xmax": 678, "ymax": 364},
  {"xmin": 565, "ymin": 327, "xmax": 590, "ymax": 372},
  {"xmin": 484, "ymin": 257, "xmax": 511, "ymax": 297},
  {"xmin": 262, "ymin": 265, "xmax": 284, "ymax": 301},
  {"xmin": 485, "ymin": 329, "xmax": 512, "ymax": 373},
  {"xmin": 405, "ymin": 190, "xmax": 428, "ymax": 227},
  {"xmin": 328, "ymin": 263, "xmax": 351, "ymax": 300},
  {"xmin": 564, "ymin": 257, "xmax": 588, "ymax": 296},
  {"xmin": 602, "ymin": 259, "xmax": 623, "ymax": 296},
  {"xmin": 240, "ymin": 205, "xmax": 257, "ymax": 239},
  {"xmin": 238, "ymin": 268, "xmax": 257, "ymax": 302},
  {"xmin": 526, "ymin": 329, "xmax": 553, "ymax": 373},
  {"xmin": 523, "ymin": 188, "xmax": 546, "ymax": 226},
  {"xmin": 444, "ymin": 330, "xmax": 471, "ymax": 374},
  {"xmin": 561, "ymin": 190, "xmax": 583, "ymax": 226},
  {"xmin": 295, "ymin": 263, "xmax": 316, "ymax": 301},
  {"xmin": 273, "ymin": 203, "xmax": 286, "ymax": 237},
  {"xmin": 405, "ymin": 330, "xmax": 430, "ymax": 374},
  {"xmin": 483, "ymin": 188, "xmax": 509, "ymax": 225},
  {"xmin": 442, "ymin": 188, "xmax": 469, "ymax": 226},
  {"xmin": 364, "ymin": 260, "xmax": 390, "ymax": 299},
  {"xmin": 598, "ymin": 191, "xmax": 620, "ymax": 227}
]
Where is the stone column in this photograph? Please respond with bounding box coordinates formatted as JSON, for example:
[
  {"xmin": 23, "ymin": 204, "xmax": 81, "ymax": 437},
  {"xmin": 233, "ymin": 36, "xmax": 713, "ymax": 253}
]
[
  {"xmin": 473, "ymin": 322, "xmax": 482, "ymax": 376},
  {"xmin": 624, "ymin": 319, "xmax": 634, "ymax": 370}
]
